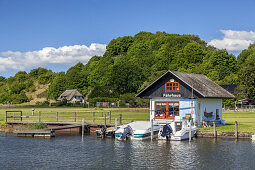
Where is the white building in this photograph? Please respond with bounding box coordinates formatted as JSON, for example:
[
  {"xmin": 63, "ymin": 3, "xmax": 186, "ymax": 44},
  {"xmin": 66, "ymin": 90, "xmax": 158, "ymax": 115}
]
[
  {"xmin": 136, "ymin": 71, "xmax": 235, "ymax": 126},
  {"xmin": 57, "ymin": 89, "xmax": 84, "ymax": 103}
]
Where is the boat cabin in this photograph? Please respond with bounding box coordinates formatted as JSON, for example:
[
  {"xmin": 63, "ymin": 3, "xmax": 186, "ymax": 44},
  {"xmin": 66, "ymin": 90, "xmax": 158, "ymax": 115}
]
[{"xmin": 136, "ymin": 71, "xmax": 235, "ymax": 126}]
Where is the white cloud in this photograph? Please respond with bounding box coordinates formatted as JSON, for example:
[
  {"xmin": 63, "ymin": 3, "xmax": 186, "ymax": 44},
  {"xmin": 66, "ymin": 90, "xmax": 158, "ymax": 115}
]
[
  {"xmin": 0, "ymin": 43, "xmax": 106, "ymax": 72},
  {"xmin": 208, "ymin": 30, "xmax": 255, "ymax": 52}
]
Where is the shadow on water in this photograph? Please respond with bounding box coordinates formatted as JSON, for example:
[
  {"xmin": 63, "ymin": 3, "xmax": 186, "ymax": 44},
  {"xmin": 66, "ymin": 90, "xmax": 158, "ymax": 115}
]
[{"xmin": 1, "ymin": 133, "xmax": 255, "ymax": 169}]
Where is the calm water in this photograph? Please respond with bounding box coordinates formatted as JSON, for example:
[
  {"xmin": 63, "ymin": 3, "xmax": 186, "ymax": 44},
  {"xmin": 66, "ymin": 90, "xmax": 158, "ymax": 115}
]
[{"xmin": 1, "ymin": 133, "xmax": 255, "ymax": 170}]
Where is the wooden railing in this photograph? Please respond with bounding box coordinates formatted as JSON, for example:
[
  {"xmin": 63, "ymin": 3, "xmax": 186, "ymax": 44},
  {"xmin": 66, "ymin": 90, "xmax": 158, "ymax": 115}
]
[{"xmin": 5, "ymin": 110, "xmax": 115, "ymax": 124}]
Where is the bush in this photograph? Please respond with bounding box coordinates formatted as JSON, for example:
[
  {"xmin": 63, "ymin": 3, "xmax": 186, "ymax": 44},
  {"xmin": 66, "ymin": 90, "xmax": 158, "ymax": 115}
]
[
  {"xmin": 29, "ymin": 122, "xmax": 47, "ymax": 129},
  {"xmin": 35, "ymin": 101, "xmax": 41, "ymax": 105}
]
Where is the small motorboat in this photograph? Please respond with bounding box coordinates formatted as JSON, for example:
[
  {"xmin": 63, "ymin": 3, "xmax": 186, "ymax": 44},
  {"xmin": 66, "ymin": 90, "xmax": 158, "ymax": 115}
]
[
  {"xmin": 158, "ymin": 120, "xmax": 197, "ymax": 140},
  {"xmin": 96, "ymin": 127, "xmax": 115, "ymax": 138},
  {"xmin": 115, "ymin": 121, "xmax": 162, "ymax": 140}
]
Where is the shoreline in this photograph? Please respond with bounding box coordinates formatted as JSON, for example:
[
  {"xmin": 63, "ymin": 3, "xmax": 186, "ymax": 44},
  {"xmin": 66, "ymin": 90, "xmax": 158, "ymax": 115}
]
[
  {"xmin": 195, "ymin": 131, "xmax": 253, "ymax": 139},
  {"xmin": 1, "ymin": 124, "xmax": 254, "ymax": 139}
]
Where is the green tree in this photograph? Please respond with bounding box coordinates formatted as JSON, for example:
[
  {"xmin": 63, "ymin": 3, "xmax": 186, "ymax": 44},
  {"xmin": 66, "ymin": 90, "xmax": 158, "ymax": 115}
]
[
  {"xmin": 202, "ymin": 49, "xmax": 237, "ymax": 83},
  {"xmin": 47, "ymin": 72, "xmax": 67, "ymax": 100},
  {"xmin": 111, "ymin": 55, "xmax": 146, "ymax": 94},
  {"xmin": 29, "ymin": 67, "xmax": 49, "ymax": 79},
  {"xmin": 66, "ymin": 62, "xmax": 87, "ymax": 92},
  {"xmin": 239, "ymin": 54, "xmax": 255, "ymax": 98}
]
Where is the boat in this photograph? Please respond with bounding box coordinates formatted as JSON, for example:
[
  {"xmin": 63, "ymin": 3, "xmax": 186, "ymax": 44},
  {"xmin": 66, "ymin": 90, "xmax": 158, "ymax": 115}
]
[
  {"xmin": 96, "ymin": 127, "xmax": 115, "ymax": 138},
  {"xmin": 115, "ymin": 121, "xmax": 162, "ymax": 140},
  {"xmin": 158, "ymin": 120, "xmax": 197, "ymax": 140}
]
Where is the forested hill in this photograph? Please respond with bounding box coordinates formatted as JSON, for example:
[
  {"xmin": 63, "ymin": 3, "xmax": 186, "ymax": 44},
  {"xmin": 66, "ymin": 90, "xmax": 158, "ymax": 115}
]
[{"xmin": 0, "ymin": 31, "xmax": 254, "ymax": 105}]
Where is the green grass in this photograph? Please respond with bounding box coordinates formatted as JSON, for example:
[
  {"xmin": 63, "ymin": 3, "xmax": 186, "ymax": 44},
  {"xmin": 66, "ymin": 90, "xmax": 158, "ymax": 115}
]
[
  {"xmin": 0, "ymin": 107, "xmax": 149, "ymax": 125},
  {"xmin": 1, "ymin": 107, "xmax": 255, "ymax": 132},
  {"xmin": 199, "ymin": 111, "xmax": 255, "ymax": 132}
]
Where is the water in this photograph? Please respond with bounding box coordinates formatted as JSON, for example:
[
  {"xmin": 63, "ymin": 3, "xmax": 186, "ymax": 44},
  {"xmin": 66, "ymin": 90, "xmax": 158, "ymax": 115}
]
[{"xmin": 1, "ymin": 133, "xmax": 255, "ymax": 169}]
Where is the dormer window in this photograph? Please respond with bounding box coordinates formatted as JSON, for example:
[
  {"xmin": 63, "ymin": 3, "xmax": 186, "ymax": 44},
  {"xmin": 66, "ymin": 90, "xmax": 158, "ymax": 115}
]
[{"xmin": 165, "ymin": 82, "xmax": 180, "ymax": 92}]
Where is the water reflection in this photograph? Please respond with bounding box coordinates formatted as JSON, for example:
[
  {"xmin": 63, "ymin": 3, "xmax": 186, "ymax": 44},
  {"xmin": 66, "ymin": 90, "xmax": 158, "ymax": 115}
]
[{"xmin": 0, "ymin": 133, "xmax": 255, "ymax": 169}]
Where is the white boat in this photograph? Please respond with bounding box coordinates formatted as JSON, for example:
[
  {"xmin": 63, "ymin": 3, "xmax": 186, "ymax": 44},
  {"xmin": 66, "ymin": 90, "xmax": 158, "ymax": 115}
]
[
  {"xmin": 115, "ymin": 121, "xmax": 161, "ymax": 140},
  {"xmin": 158, "ymin": 120, "xmax": 197, "ymax": 140}
]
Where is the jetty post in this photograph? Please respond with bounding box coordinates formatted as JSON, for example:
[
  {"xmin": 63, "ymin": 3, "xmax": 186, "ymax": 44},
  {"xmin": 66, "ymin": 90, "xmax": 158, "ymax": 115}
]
[
  {"xmin": 235, "ymin": 121, "xmax": 238, "ymax": 139},
  {"xmin": 104, "ymin": 113, "xmax": 106, "ymax": 127},
  {"xmin": 119, "ymin": 114, "xmax": 122, "ymax": 125},
  {"xmin": 189, "ymin": 119, "xmax": 192, "ymax": 142},
  {"xmin": 108, "ymin": 111, "xmax": 111, "ymax": 124},
  {"xmin": 115, "ymin": 118, "xmax": 117, "ymax": 129},
  {"xmin": 151, "ymin": 119, "xmax": 154, "ymax": 140},
  {"xmin": 213, "ymin": 121, "xmax": 217, "ymax": 138},
  {"xmin": 82, "ymin": 118, "xmax": 84, "ymax": 143}
]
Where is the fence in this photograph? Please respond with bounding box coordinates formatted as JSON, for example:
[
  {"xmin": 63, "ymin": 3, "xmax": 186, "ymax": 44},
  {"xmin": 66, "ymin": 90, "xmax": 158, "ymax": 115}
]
[{"xmin": 5, "ymin": 110, "xmax": 114, "ymax": 124}]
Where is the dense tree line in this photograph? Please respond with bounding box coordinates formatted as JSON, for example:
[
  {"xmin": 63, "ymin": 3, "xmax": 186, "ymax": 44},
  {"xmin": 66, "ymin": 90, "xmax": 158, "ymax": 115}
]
[{"xmin": 0, "ymin": 32, "xmax": 254, "ymax": 105}]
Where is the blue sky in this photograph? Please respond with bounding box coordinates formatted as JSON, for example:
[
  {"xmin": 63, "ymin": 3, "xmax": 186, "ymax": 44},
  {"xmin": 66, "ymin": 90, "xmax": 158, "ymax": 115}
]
[{"xmin": 1, "ymin": 0, "xmax": 255, "ymax": 77}]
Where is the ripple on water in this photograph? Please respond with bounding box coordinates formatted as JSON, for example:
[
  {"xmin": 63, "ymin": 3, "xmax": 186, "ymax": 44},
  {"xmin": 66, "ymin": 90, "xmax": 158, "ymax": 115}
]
[{"xmin": 0, "ymin": 134, "xmax": 255, "ymax": 169}]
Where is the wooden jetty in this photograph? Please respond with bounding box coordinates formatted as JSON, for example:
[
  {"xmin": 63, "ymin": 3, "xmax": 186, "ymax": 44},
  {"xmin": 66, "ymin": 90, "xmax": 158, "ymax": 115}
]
[
  {"xmin": 5, "ymin": 110, "xmax": 122, "ymax": 137},
  {"xmin": 14, "ymin": 130, "xmax": 55, "ymax": 138}
]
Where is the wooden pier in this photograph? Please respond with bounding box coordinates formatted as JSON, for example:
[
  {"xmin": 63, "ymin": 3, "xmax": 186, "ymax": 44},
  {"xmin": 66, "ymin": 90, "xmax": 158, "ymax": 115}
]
[
  {"xmin": 9, "ymin": 121, "xmax": 115, "ymax": 137},
  {"xmin": 5, "ymin": 110, "xmax": 122, "ymax": 137},
  {"xmin": 14, "ymin": 130, "xmax": 55, "ymax": 138}
]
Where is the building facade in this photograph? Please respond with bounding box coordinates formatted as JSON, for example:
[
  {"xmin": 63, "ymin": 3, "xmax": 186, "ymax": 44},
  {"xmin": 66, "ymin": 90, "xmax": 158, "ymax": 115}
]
[{"xmin": 136, "ymin": 71, "xmax": 235, "ymax": 126}]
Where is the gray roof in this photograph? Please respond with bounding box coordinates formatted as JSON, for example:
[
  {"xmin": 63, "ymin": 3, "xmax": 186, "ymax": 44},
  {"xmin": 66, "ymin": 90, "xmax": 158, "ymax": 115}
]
[
  {"xmin": 57, "ymin": 89, "xmax": 83, "ymax": 101},
  {"xmin": 136, "ymin": 70, "xmax": 235, "ymax": 99}
]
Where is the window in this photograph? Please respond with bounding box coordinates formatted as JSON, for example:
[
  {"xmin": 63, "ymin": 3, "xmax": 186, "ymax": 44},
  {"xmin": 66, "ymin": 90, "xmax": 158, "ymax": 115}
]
[
  {"xmin": 155, "ymin": 102, "xmax": 179, "ymax": 119},
  {"xmin": 155, "ymin": 102, "xmax": 166, "ymax": 118},
  {"xmin": 165, "ymin": 82, "xmax": 180, "ymax": 92}
]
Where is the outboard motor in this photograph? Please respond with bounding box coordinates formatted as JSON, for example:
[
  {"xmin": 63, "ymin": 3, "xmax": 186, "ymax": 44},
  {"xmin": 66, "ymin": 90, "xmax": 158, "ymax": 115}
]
[
  {"xmin": 160, "ymin": 124, "xmax": 173, "ymax": 140},
  {"xmin": 100, "ymin": 126, "xmax": 107, "ymax": 138},
  {"xmin": 119, "ymin": 125, "xmax": 132, "ymax": 140}
]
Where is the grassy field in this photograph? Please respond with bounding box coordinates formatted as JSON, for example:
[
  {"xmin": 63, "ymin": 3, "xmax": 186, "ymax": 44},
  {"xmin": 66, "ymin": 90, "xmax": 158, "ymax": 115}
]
[
  {"xmin": 1, "ymin": 107, "xmax": 255, "ymax": 132},
  {"xmin": 201, "ymin": 111, "xmax": 255, "ymax": 132},
  {"xmin": 0, "ymin": 107, "xmax": 150, "ymax": 125}
]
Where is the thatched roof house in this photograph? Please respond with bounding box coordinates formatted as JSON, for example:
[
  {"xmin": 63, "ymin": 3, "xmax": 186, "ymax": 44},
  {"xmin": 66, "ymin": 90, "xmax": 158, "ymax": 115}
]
[{"xmin": 57, "ymin": 89, "xmax": 84, "ymax": 103}]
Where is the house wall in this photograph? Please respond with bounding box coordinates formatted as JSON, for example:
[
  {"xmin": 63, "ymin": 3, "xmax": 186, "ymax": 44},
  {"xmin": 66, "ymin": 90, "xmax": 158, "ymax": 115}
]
[
  {"xmin": 69, "ymin": 96, "xmax": 84, "ymax": 103},
  {"xmin": 196, "ymin": 98, "xmax": 222, "ymax": 125},
  {"xmin": 150, "ymin": 98, "xmax": 196, "ymax": 122},
  {"xmin": 150, "ymin": 98, "xmax": 222, "ymax": 126}
]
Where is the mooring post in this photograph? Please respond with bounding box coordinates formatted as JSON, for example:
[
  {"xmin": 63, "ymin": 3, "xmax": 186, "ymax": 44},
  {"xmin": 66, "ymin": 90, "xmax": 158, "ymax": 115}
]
[
  {"xmin": 74, "ymin": 112, "xmax": 76, "ymax": 122},
  {"xmin": 82, "ymin": 118, "xmax": 84, "ymax": 143},
  {"xmin": 189, "ymin": 120, "xmax": 192, "ymax": 142},
  {"xmin": 104, "ymin": 113, "xmax": 106, "ymax": 127},
  {"xmin": 56, "ymin": 112, "xmax": 58, "ymax": 121},
  {"xmin": 235, "ymin": 121, "xmax": 238, "ymax": 139},
  {"xmin": 38, "ymin": 111, "xmax": 41, "ymax": 122},
  {"xmin": 151, "ymin": 119, "xmax": 154, "ymax": 140},
  {"xmin": 119, "ymin": 114, "xmax": 122, "ymax": 125},
  {"xmin": 5, "ymin": 111, "xmax": 7, "ymax": 123},
  {"xmin": 93, "ymin": 112, "xmax": 95, "ymax": 123},
  {"xmin": 20, "ymin": 111, "xmax": 22, "ymax": 122},
  {"xmin": 115, "ymin": 118, "xmax": 118, "ymax": 129},
  {"xmin": 109, "ymin": 111, "xmax": 111, "ymax": 124},
  {"xmin": 213, "ymin": 121, "xmax": 217, "ymax": 138}
]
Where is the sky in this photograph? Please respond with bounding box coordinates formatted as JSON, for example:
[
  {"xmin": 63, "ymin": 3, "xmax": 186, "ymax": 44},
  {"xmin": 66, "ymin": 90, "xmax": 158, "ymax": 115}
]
[{"xmin": 1, "ymin": 0, "xmax": 255, "ymax": 78}]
